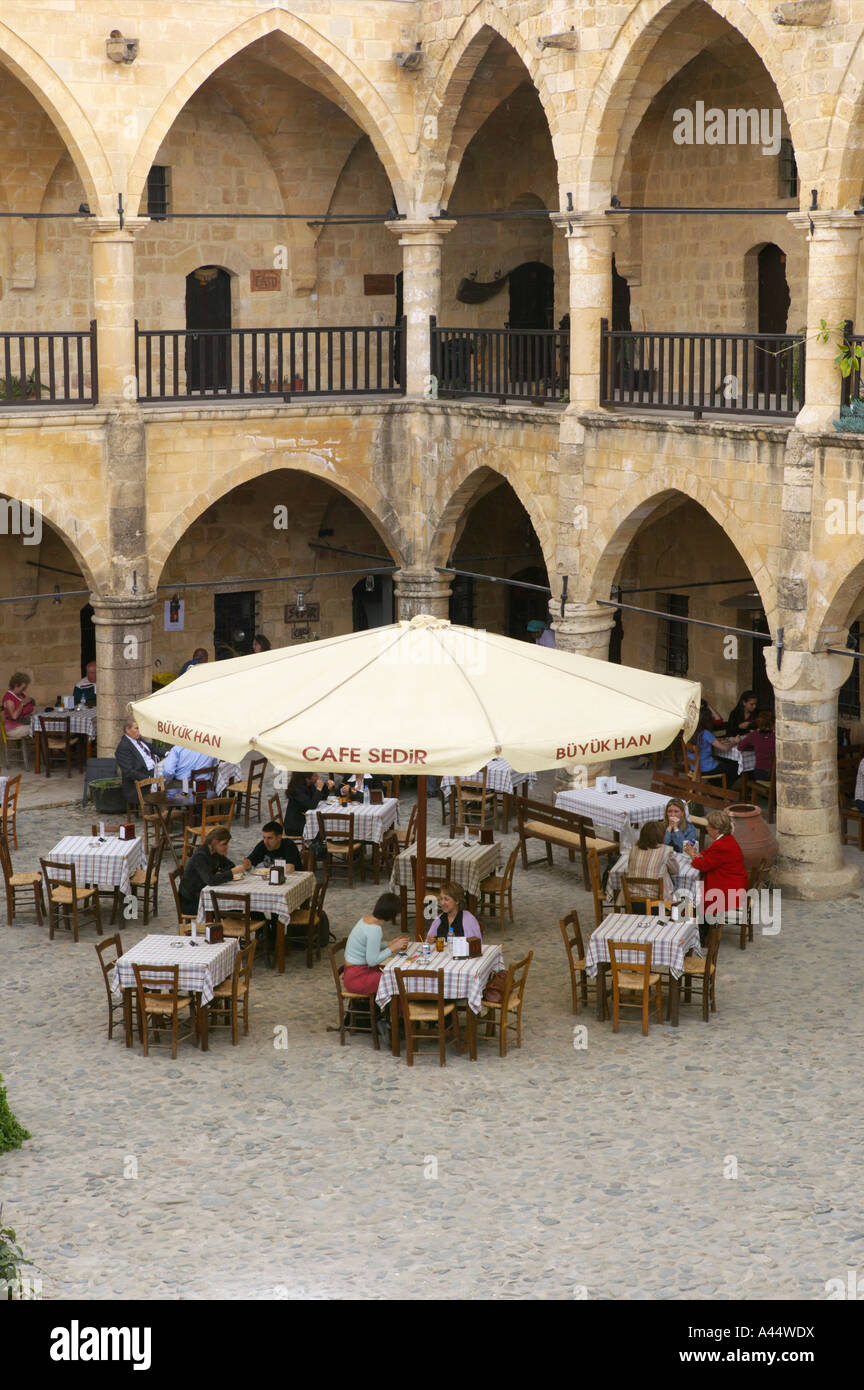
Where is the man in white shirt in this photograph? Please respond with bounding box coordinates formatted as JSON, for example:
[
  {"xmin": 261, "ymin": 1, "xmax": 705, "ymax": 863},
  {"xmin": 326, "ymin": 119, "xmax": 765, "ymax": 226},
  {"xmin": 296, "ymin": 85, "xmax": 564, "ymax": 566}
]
[
  {"xmin": 159, "ymin": 744, "xmax": 217, "ymax": 787},
  {"xmin": 115, "ymin": 719, "xmax": 158, "ymax": 805}
]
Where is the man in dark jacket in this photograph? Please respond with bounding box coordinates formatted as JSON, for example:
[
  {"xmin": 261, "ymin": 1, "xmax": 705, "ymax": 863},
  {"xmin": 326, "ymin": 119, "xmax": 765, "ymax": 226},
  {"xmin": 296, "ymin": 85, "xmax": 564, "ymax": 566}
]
[
  {"xmin": 115, "ymin": 718, "xmax": 159, "ymax": 807},
  {"xmin": 240, "ymin": 821, "xmax": 303, "ymax": 873},
  {"xmin": 179, "ymin": 827, "xmax": 236, "ymax": 916}
]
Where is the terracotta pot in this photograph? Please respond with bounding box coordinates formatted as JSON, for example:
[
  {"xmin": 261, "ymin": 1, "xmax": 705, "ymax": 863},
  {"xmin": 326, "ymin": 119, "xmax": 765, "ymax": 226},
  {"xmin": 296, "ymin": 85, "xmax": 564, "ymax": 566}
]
[{"xmin": 729, "ymin": 803, "xmax": 777, "ymax": 869}]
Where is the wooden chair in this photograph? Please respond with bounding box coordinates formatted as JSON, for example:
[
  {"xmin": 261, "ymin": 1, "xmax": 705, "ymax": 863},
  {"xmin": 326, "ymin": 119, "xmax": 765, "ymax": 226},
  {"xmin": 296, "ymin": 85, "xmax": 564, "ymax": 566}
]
[
  {"xmin": 135, "ymin": 776, "xmax": 170, "ymax": 853},
  {"xmin": 478, "ymin": 843, "xmax": 519, "ymax": 929},
  {"xmin": 741, "ymin": 758, "xmax": 776, "ymax": 822},
  {"xmin": 94, "ymin": 933, "xmax": 125, "ymax": 1040},
  {"xmin": 0, "ymin": 831, "xmax": 44, "ymax": 925},
  {"xmin": 128, "ymin": 839, "xmax": 164, "ymax": 927},
  {"xmin": 207, "ymin": 890, "xmax": 268, "ymax": 966},
  {"xmin": 39, "ymin": 714, "xmax": 84, "ymax": 778},
  {"xmin": 409, "ymin": 855, "xmax": 452, "ymax": 938},
  {"xmin": 0, "ymin": 720, "xmax": 31, "ymax": 772},
  {"xmin": 2, "ymin": 773, "xmax": 21, "ymax": 850},
  {"xmin": 394, "ymin": 967, "xmax": 460, "ymax": 1066},
  {"xmin": 328, "ymin": 937, "xmax": 379, "ymax": 1050},
  {"xmin": 316, "ymin": 810, "xmax": 365, "ymax": 887},
  {"xmin": 476, "ymin": 951, "xmax": 533, "ymax": 1056},
  {"xmin": 287, "ymin": 877, "xmax": 328, "ymax": 969},
  {"xmin": 132, "ymin": 962, "xmax": 197, "ymax": 1058},
  {"xmin": 586, "ymin": 846, "xmax": 617, "ymax": 927},
  {"xmin": 228, "ymin": 756, "xmax": 267, "ymax": 827},
  {"xmin": 41, "ymin": 858, "xmax": 103, "ymax": 942},
  {"xmin": 168, "ymin": 867, "xmax": 197, "ymax": 931},
  {"xmin": 454, "ymin": 769, "xmax": 496, "ymax": 834},
  {"xmin": 187, "ymin": 796, "xmax": 236, "ymax": 845},
  {"xmin": 268, "ymin": 791, "xmax": 284, "ymax": 825},
  {"xmin": 608, "ymin": 940, "xmax": 663, "ymax": 1035},
  {"xmin": 682, "ymin": 736, "xmax": 727, "ymax": 787},
  {"xmin": 621, "ymin": 875, "xmax": 665, "ymax": 914},
  {"xmin": 737, "ymin": 858, "xmax": 769, "ymax": 950},
  {"xmin": 681, "ymin": 924, "xmax": 722, "ymax": 1021},
  {"xmin": 396, "ymin": 804, "xmax": 417, "ymax": 850},
  {"xmin": 209, "ymin": 941, "xmax": 256, "ymax": 1045},
  {"xmin": 559, "ymin": 911, "xmax": 589, "ymax": 1013}
]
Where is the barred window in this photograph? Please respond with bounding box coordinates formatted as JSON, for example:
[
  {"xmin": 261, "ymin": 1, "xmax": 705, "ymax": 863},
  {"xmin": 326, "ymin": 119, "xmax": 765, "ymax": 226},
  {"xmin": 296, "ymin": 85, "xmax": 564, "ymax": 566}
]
[
  {"xmin": 778, "ymin": 138, "xmax": 798, "ymax": 200},
  {"xmin": 661, "ymin": 593, "xmax": 689, "ymax": 678},
  {"xmin": 838, "ymin": 622, "xmax": 860, "ymax": 720},
  {"xmin": 146, "ymin": 166, "xmax": 171, "ymax": 220}
]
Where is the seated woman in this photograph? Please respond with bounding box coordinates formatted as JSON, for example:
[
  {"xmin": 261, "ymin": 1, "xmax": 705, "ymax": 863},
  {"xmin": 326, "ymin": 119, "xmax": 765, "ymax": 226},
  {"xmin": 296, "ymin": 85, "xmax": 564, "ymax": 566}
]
[
  {"xmin": 624, "ymin": 820, "xmax": 677, "ymax": 903},
  {"xmin": 663, "ymin": 797, "xmax": 699, "ymax": 853},
  {"xmin": 283, "ymin": 770, "xmax": 336, "ymax": 838},
  {"xmin": 684, "ymin": 809, "xmax": 748, "ymax": 927},
  {"xmin": 3, "ymin": 671, "xmax": 34, "ymax": 741},
  {"xmin": 726, "ymin": 689, "xmax": 758, "ymax": 740},
  {"xmin": 343, "ymin": 892, "xmax": 408, "ymax": 995},
  {"xmin": 691, "ymin": 707, "xmax": 740, "ymax": 787},
  {"xmin": 425, "ymin": 881, "xmax": 483, "ymax": 945},
  {"xmin": 338, "ymin": 772, "xmax": 384, "ymax": 801},
  {"xmin": 736, "ymin": 710, "xmax": 775, "ymax": 780},
  {"xmin": 179, "ymin": 827, "xmax": 237, "ymax": 916}
]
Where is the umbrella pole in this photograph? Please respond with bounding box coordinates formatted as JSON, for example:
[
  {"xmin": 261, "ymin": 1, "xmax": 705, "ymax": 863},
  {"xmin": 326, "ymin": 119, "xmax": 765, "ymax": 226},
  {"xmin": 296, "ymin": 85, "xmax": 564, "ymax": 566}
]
[{"xmin": 415, "ymin": 775, "xmax": 427, "ymax": 943}]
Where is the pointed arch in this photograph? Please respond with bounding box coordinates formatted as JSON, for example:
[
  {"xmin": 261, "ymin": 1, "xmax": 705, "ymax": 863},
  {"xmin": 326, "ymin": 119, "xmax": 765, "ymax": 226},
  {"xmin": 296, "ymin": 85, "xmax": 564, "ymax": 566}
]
[
  {"xmin": 0, "ymin": 20, "xmax": 113, "ymax": 214},
  {"xmin": 428, "ymin": 461, "xmax": 556, "ymax": 587},
  {"xmin": 127, "ymin": 8, "xmax": 411, "ymax": 215},
  {"xmin": 820, "ymin": 29, "xmax": 864, "ymax": 209}
]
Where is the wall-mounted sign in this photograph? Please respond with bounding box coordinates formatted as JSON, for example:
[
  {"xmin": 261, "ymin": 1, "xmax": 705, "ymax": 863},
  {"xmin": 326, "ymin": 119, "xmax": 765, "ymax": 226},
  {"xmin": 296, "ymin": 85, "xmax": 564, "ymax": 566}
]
[
  {"xmin": 164, "ymin": 599, "xmax": 184, "ymax": 631},
  {"xmin": 251, "ymin": 269, "xmax": 282, "ymax": 292},
  {"xmin": 285, "ymin": 602, "xmax": 319, "ymax": 623},
  {"xmin": 363, "ymin": 274, "xmax": 395, "ymax": 296}
]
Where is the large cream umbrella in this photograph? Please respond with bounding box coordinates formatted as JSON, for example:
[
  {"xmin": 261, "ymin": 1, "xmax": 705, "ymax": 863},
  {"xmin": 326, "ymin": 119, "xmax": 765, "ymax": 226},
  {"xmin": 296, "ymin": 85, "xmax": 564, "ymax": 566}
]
[{"xmin": 131, "ymin": 614, "xmax": 701, "ymax": 938}]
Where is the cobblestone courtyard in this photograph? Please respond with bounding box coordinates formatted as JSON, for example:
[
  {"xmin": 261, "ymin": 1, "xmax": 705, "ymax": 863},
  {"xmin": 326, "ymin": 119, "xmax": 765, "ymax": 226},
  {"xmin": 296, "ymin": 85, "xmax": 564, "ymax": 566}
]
[{"xmin": 1, "ymin": 773, "xmax": 862, "ymax": 1301}]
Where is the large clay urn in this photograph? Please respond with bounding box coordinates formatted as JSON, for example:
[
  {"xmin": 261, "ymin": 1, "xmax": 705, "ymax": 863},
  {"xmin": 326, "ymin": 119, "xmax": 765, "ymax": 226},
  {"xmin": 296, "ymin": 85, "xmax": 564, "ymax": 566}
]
[{"xmin": 729, "ymin": 803, "xmax": 777, "ymax": 869}]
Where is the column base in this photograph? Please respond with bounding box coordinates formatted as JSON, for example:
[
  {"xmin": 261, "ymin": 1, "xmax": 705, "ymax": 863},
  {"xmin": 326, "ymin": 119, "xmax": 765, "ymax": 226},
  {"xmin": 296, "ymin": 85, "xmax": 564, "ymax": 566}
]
[
  {"xmin": 793, "ymin": 403, "xmax": 838, "ymax": 433},
  {"xmin": 772, "ymin": 859, "xmax": 860, "ymax": 900}
]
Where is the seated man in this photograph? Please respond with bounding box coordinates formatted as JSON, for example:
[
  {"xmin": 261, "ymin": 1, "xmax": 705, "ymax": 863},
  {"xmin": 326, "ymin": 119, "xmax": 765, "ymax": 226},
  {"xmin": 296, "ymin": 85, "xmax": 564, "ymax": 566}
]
[
  {"xmin": 159, "ymin": 744, "xmax": 217, "ymax": 787},
  {"xmin": 73, "ymin": 659, "xmax": 97, "ymax": 707},
  {"xmin": 115, "ymin": 718, "xmax": 159, "ymax": 807},
  {"xmin": 240, "ymin": 821, "xmax": 303, "ymax": 874}
]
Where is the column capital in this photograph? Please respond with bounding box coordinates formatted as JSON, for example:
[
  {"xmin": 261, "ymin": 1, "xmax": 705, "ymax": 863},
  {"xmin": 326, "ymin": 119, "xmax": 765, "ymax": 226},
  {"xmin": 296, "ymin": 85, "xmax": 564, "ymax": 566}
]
[
  {"xmin": 765, "ymin": 644, "xmax": 854, "ymax": 699},
  {"xmin": 393, "ymin": 567, "xmax": 452, "ymax": 620},
  {"xmin": 385, "ymin": 218, "xmax": 457, "ymax": 244},
  {"xmin": 90, "ymin": 590, "xmax": 157, "ymax": 619},
  {"xmin": 86, "ymin": 217, "xmax": 149, "ymax": 240},
  {"xmin": 552, "ymin": 599, "xmax": 616, "ymax": 646},
  {"xmin": 550, "ymin": 211, "xmax": 619, "ymax": 239},
  {"xmin": 787, "ymin": 209, "xmax": 862, "ymax": 237}
]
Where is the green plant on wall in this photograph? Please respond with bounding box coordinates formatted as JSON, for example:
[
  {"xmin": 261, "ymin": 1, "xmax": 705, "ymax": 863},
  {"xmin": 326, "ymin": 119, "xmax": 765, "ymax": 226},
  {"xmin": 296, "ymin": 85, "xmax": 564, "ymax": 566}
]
[
  {"xmin": 0, "ymin": 1208, "xmax": 34, "ymax": 1293},
  {"xmin": 0, "ymin": 1071, "xmax": 30, "ymax": 1153}
]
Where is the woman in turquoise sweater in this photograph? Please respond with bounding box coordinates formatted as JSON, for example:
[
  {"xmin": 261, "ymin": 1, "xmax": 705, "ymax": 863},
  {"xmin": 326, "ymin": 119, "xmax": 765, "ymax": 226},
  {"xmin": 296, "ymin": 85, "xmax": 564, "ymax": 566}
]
[{"xmin": 343, "ymin": 892, "xmax": 408, "ymax": 995}]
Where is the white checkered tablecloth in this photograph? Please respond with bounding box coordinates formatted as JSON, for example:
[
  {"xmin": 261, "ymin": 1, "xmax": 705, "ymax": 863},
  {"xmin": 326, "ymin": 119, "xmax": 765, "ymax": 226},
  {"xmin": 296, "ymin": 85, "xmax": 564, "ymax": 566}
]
[
  {"xmin": 111, "ymin": 933, "xmax": 237, "ymax": 1006},
  {"xmin": 196, "ymin": 870, "xmax": 316, "ymax": 927},
  {"xmin": 389, "ymin": 836, "xmax": 502, "ymax": 899},
  {"xmin": 304, "ymin": 798, "xmax": 399, "ymax": 845},
  {"xmin": 0, "ymin": 777, "xmax": 7, "ymax": 804},
  {"xmin": 555, "ymin": 784, "xmax": 671, "ymax": 849},
  {"xmin": 215, "ymin": 761, "xmax": 243, "ymax": 795},
  {"xmin": 606, "ymin": 849, "xmax": 702, "ymax": 899},
  {"xmin": 440, "ymin": 760, "xmax": 538, "ymax": 797},
  {"xmin": 585, "ymin": 913, "xmax": 702, "ymax": 980},
  {"xmin": 32, "ymin": 710, "xmax": 97, "ymax": 739},
  {"xmin": 376, "ymin": 943, "xmax": 505, "ymax": 1015},
  {"xmin": 725, "ymin": 746, "xmax": 756, "ymax": 774},
  {"xmin": 48, "ymin": 834, "xmax": 145, "ymax": 897}
]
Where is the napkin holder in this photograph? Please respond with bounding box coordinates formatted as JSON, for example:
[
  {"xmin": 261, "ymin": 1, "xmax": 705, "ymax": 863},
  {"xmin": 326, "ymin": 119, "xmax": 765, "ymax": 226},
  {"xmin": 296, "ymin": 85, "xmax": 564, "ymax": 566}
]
[
  {"xmin": 194, "ymin": 778, "xmax": 210, "ymax": 800},
  {"xmin": 205, "ymin": 923, "xmax": 223, "ymax": 944},
  {"xmin": 452, "ymin": 936, "xmax": 470, "ymax": 959},
  {"xmin": 268, "ymin": 864, "xmax": 285, "ymax": 886},
  {"xmin": 596, "ymin": 775, "xmax": 618, "ymax": 794},
  {"xmin": 119, "ymin": 823, "xmax": 136, "ymax": 841},
  {"xmin": 480, "ymin": 826, "xmax": 494, "ymax": 844},
  {"xmin": 468, "ymin": 936, "xmax": 482, "ymax": 957},
  {"xmin": 370, "ymin": 788, "xmax": 383, "ymax": 805}
]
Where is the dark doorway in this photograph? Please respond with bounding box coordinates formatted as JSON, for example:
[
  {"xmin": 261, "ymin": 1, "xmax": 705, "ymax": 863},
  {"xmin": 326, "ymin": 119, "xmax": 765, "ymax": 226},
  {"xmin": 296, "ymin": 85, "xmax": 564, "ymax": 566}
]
[
  {"xmin": 80, "ymin": 603, "xmax": 95, "ymax": 675},
  {"xmin": 394, "ymin": 271, "xmax": 404, "ymax": 387},
  {"xmin": 506, "ymin": 566, "xmax": 549, "ymax": 640},
  {"xmin": 214, "ymin": 591, "xmax": 256, "ymax": 660},
  {"xmin": 508, "ymin": 261, "xmax": 554, "ymax": 331},
  {"xmin": 449, "ymin": 573, "xmax": 474, "ymax": 627},
  {"xmin": 352, "ymin": 574, "xmax": 394, "ymax": 631},
  {"xmin": 756, "ymin": 244, "xmax": 790, "ymax": 397},
  {"xmin": 751, "ymin": 611, "xmax": 774, "ymax": 712},
  {"xmin": 608, "ymin": 588, "xmax": 623, "ymax": 664},
  {"xmin": 186, "ymin": 267, "xmax": 231, "ymax": 391},
  {"xmin": 611, "ymin": 257, "xmax": 631, "ymax": 333}
]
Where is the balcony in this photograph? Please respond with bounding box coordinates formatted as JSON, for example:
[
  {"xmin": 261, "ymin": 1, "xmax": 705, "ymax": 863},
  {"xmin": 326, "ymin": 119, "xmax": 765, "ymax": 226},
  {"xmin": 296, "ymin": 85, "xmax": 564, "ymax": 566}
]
[
  {"xmin": 0, "ymin": 323, "xmax": 98, "ymax": 407},
  {"xmin": 430, "ymin": 320, "xmax": 569, "ymax": 404}
]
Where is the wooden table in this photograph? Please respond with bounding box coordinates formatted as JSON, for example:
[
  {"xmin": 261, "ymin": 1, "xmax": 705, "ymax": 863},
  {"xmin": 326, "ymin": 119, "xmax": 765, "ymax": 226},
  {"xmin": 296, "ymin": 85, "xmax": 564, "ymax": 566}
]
[
  {"xmin": 112, "ymin": 933, "xmax": 237, "ymax": 1052},
  {"xmin": 584, "ymin": 912, "xmax": 702, "ymax": 1027},
  {"xmin": 389, "ymin": 835, "xmax": 503, "ymax": 934},
  {"xmin": 31, "ymin": 708, "xmax": 96, "ymax": 774},
  {"xmin": 376, "ymin": 943, "xmax": 505, "ymax": 1058},
  {"xmin": 142, "ymin": 789, "xmax": 200, "ymax": 866},
  {"xmin": 197, "ymin": 869, "xmax": 316, "ymax": 973}
]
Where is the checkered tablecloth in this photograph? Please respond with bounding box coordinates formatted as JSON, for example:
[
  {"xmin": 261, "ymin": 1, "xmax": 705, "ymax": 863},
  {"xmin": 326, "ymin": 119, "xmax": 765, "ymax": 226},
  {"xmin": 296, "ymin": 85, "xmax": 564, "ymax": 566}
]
[
  {"xmin": 196, "ymin": 869, "xmax": 316, "ymax": 927},
  {"xmin": 48, "ymin": 834, "xmax": 145, "ymax": 897},
  {"xmin": 0, "ymin": 777, "xmax": 7, "ymax": 804},
  {"xmin": 303, "ymin": 798, "xmax": 399, "ymax": 845},
  {"xmin": 215, "ymin": 761, "xmax": 243, "ymax": 795},
  {"xmin": 724, "ymin": 746, "xmax": 756, "ymax": 773},
  {"xmin": 32, "ymin": 710, "xmax": 97, "ymax": 739},
  {"xmin": 555, "ymin": 784, "xmax": 671, "ymax": 849},
  {"xmin": 440, "ymin": 760, "xmax": 538, "ymax": 797},
  {"xmin": 606, "ymin": 849, "xmax": 702, "ymax": 899},
  {"xmin": 389, "ymin": 836, "xmax": 502, "ymax": 899},
  {"xmin": 376, "ymin": 942, "xmax": 505, "ymax": 1015},
  {"xmin": 111, "ymin": 933, "xmax": 237, "ymax": 1006},
  {"xmin": 585, "ymin": 913, "xmax": 702, "ymax": 980}
]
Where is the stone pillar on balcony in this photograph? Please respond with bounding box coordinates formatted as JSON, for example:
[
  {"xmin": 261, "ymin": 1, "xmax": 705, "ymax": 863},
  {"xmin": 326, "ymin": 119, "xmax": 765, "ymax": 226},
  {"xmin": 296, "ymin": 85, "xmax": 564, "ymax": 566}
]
[
  {"xmin": 91, "ymin": 592, "xmax": 156, "ymax": 756},
  {"xmin": 765, "ymin": 643, "xmax": 859, "ymax": 899},
  {"xmin": 89, "ymin": 217, "xmax": 146, "ymax": 406},
  {"xmin": 552, "ymin": 212, "xmax": 617, "ymax": 415},
  {"xmin": 394, "ymin": 567, "xmax": 452, "ymax": 620},
  {"xmin": 787, "ymin": 210, "xmax": 861, "ymax": 433},
  {"xmin": 551, "ymin": 599, "xmax": 617, "ymax": 788},
  {"xmin": 386, "ymin": 219, "xmax": 456, "ymax": 397}
]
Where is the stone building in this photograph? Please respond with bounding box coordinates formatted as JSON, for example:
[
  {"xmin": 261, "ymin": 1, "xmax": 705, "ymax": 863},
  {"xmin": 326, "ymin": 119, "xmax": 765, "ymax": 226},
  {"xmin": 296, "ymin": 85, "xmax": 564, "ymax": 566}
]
[{"xmin": 2, "ymin": 0, "xmax": 864, "ymax": 900}]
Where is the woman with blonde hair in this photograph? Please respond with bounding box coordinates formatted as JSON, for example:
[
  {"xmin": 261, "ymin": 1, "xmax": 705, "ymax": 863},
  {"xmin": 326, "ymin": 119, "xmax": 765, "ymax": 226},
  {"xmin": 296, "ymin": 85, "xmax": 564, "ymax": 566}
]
[{"xmin": 663, "ymin": 797, "xmax": 698, "ymax": 853}]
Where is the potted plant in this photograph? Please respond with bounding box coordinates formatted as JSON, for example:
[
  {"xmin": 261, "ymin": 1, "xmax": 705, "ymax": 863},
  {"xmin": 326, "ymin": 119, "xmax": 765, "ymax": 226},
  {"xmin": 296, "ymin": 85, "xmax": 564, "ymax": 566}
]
[{"xmin": 89, "ymin": 776, "xmax": 126, "ymax": 815}]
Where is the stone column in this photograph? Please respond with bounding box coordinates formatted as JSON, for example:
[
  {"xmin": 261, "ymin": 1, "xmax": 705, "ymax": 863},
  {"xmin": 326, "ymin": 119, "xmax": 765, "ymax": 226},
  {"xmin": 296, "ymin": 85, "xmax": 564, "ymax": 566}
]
[
  {"xmin": 91, "ymin": 593, "xmax": 157, "ymax": 756},
  {"xmin": 552, "ymin": 213, "xmax": 617, "ymax": 413},
  {"xmin": 393, "ymin": 567, "xmax": 452, "ymax": 620},
  {"xmin": 765, "ymin": 644, "xmax": 859, "ymax": 899},
  {"xmin": 386, "ymin": 219, "xmax": 456, "ymax": 397},
  {"xmin": 788, "ymin": 210, "xmax": 861, "ymax": 433},
  {"xmin": 89, "ymin": 217, "xmax": 147, "ymax": 405},
  {"xmin": 551, "ymin": 599, "xmax": 617, "ymax": 787}
]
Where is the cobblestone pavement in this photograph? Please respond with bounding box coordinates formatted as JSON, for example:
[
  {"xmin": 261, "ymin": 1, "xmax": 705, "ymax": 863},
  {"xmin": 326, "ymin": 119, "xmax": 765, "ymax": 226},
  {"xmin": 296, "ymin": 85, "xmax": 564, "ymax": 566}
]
[{"xmin": 1, "ymin": 772, "xmax": 862, "ymax": 1301}]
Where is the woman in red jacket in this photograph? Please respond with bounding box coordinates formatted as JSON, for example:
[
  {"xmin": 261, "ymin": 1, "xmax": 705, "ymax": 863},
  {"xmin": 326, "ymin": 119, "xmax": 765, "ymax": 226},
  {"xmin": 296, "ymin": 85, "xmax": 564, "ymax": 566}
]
[{"xmin": 684, "ymin": 809, "xmax": 748, "ymax": 928}]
